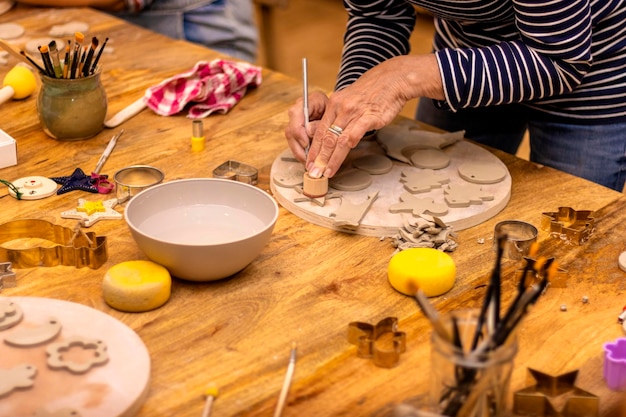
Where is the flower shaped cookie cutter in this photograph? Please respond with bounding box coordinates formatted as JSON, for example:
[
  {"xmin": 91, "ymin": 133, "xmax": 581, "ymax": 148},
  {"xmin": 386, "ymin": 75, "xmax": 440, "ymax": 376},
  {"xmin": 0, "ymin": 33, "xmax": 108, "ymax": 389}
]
[{"xmin": 603, "ymin": 337, "xmax": 626, "ymax": 391}]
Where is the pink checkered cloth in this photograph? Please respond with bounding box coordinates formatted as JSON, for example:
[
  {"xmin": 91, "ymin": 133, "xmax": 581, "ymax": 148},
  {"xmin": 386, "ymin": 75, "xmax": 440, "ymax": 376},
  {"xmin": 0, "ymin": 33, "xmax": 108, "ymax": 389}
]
[{"xmin": 144, "ymin": 59, "xmax": 262, "ymax": 118}]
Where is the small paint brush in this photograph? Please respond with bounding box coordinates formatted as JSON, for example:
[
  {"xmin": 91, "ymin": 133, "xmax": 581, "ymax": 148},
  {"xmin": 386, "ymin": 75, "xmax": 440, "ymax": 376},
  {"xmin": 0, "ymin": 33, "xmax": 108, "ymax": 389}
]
[
  {"xmin": 69, "ymin": 32, "xmax": 84, "ymax": 79},
  {"xmin": 94, "ymin": 129, "xmax": 124, "ymax": 175},
  {"xmin": 273, "ymin": 342, "xmax": 297, "ymax": 417},
  {"xmin": 48, "ymin": 40, "xmax": 63, "ymax": 78},
  {"xmin": 407, "ymin": 281, "xmax": 451, "ymax": 343},
  {"xmin": 19, "ymin": 50, "xmax": 47, "ymax": 74},
  {"xmin": 82, "ymin": 37, "xmax": 98, "ymax": 77},
  {"xmin": 38, "ymin": 44, "xmax": 55, "ymax": 78},
  {"xmin": 62, "ymin": 43, "xmax": 71, "ymax": 78},
  {"xmin": 90, "ymin": 37, "xmax": 108, "ymax": 75}
]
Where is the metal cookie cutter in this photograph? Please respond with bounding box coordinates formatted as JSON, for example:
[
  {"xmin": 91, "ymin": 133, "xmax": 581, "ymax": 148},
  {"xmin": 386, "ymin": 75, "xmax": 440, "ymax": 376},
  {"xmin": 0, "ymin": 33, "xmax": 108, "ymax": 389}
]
[
  {"xmin": 541, "ymin": 207, "xmax": 595, "ymax": 245},
  {"xmin": 513, "ymin": 368, "xmax": 599, "ymax": 417},
  {"xmin": 0, "ymin": 262, "xmax": 16, "ymax": 290},
  {"xmin": 347, "ymin": 317, "xmax": 406, "ymax": 368},
  {"xmin": 0, "ymin": 219, "xmax": 108, "ymax": 269},
  {"xmin": 212, "ymin": 160, "xmax": 258, "ymax": 185},
  {"xmin": 494, "ymin": 220, "xmax": 538, "ymax": 260}
]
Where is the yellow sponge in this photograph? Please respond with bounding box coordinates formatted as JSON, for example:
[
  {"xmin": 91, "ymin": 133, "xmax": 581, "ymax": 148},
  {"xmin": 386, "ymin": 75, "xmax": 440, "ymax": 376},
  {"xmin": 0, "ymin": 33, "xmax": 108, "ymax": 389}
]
[
  {"xmin": 388, "ymin": 248, "xmax": 456, "ymax": 297},
  {"xmin": 103, "ymin": 260, "xmax": 171, "ymax": 312}
]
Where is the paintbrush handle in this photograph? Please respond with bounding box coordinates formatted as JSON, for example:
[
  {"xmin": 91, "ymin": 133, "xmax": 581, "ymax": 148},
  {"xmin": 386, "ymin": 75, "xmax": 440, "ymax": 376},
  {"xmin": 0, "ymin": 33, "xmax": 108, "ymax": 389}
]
[{"xmin": 0, "ymin": 40, "xmax": 31, "ymax": 66}]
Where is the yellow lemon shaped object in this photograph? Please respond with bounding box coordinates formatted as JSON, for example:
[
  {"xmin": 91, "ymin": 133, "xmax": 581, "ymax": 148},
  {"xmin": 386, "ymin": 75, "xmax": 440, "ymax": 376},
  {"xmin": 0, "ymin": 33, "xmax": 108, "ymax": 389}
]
[
  {"xmin": 103, "ymin": 260, "xmax": 172, "ymax": 312},
  {"xmin": 388, "ymin": 248, "xmax": 456, "ymax": 297},
  {"xmin": 3, "ymin": 66, "xmax": 37, "ymax": 99}
]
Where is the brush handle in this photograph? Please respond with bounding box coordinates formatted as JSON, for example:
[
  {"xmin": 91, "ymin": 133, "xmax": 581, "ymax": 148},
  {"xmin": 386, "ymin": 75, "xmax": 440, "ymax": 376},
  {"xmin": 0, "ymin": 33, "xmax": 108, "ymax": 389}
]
[
  {"xmin": 104, "ymin": 97, "xmax": 147, "ymax": 128},
  {"xmin": 0, "ymin": 40, "xmax": 32, "ymax": 67},
  {"xmin": 0, "ymin": 85, "xmax": 15, "ymax": 105}
]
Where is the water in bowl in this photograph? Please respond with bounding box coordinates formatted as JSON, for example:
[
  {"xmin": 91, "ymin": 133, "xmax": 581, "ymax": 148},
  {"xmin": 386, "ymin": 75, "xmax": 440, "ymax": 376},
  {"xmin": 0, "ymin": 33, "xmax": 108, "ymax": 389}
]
[{"xmin": 138, "ymin": 204, "xmax": 266, "ymax": 245}]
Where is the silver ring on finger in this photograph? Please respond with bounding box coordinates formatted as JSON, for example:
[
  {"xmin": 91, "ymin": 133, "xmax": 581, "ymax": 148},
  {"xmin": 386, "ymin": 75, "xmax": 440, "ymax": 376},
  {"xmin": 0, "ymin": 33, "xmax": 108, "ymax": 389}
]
[{"xmin": 328, "ymin": 124, "xmax": 344, "ymax": 136}]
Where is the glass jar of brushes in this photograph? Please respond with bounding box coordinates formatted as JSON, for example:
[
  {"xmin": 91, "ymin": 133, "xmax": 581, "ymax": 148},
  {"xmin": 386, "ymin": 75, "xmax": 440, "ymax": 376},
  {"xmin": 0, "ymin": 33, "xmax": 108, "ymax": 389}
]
[
  {"xmin": 37, "ymin": 69, "xmax": 107, "ymax": 141},
  {"xmin": 429, "ymin": 309, "xmax": 518, "ymax": 417}
]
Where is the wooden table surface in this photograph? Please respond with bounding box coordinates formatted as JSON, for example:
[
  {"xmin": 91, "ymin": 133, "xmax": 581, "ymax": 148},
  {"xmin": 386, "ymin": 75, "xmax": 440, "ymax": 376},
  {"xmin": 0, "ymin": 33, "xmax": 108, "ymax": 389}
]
[{"xmin": 2, "ymin": 6, "xmax": 626, "ymax": 417}]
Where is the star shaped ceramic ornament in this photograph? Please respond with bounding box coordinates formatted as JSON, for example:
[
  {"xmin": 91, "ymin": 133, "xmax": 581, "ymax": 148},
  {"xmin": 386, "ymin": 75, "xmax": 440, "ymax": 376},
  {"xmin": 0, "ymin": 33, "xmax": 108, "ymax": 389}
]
[
  {"xmin": 50, "ymin": 168, "xmax": 114, "ymax": 195},
  {"xmin": 61, "ymin": 198, "xmax": 121, "ymax": 227}
]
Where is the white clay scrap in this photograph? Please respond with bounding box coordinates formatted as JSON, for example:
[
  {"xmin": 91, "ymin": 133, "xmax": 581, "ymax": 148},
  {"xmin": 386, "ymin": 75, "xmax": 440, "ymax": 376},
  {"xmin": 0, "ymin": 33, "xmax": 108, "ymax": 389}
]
[
  {"xmin": 49, "ymin": 21, "xmax": 89, "ymax": 37},
  {"xmin": 0, "ymin": 22, "xmax": 24, "ymax": 39},
  {"xmin": 330, "ymin": 191, "xmax": 379, "ymax": 227},
  {"xmin": 46, "ymin": 336, "xmax": 109, "ymax": 374},
  {"xmin": 0, "ymin": 364, "xmax": 37, "ymax": 397},
  {"xmin": 458, "ymin": 161, "xmax": 507, "ymax": 184},
  {"xmin": 352, "ymin": 154, "xmax": 393, "ymax": 175},
  {"xmin": 4, "ymin": 317, "xmax": 62, "ymax": 347},
  {"xmin": 0, "ymin": 299, "xmax": 23, "ymax": 331},
  {"xmin": 329, "ymin": 168, "xmax": 372, "ymax": 191}
]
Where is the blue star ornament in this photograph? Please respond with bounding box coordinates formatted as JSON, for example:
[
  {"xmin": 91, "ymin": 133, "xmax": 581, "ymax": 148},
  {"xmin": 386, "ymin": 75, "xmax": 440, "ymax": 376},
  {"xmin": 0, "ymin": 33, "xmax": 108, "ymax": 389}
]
[{"xmin": 50, "ymin": 168, "xmax": 99, "ymax": 195}]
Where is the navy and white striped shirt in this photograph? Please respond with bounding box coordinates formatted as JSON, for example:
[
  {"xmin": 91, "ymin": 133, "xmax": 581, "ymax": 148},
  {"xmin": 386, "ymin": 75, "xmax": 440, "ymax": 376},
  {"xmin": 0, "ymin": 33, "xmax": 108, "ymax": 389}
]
[{"xmin": 337, "ymin": 0, "xmax": 626, "ymax": 122}]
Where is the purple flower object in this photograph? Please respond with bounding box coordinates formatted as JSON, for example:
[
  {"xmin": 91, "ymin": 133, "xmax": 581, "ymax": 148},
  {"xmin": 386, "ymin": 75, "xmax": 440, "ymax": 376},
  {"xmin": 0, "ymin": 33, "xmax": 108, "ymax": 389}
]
[{"xmin": 603, "ymin": 337, "xmax": 626, "ymax": 391}]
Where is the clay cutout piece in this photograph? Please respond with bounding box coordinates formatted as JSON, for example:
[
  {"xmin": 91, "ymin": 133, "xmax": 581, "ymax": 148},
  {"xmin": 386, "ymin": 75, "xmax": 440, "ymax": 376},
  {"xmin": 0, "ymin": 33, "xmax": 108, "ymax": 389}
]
[
  {"xmin": 444, "ymin": 183, "xmax": 494, "ymax": 207},
  {"xmin": 25, "ymin": 39, "xmax": 65, "ymax": 56},
  {"xmin": 0, "ymin": 299, "xmax": 23, "ymax": 331},
  {"xmin": 4, "ymin": 317, "xmax": 62, "ymax": 347},
  {"xmin": 329, "ymin": 168, "xmax": 372, "ymax": 191},
  {"xmin": 0, "ymin": 364, "xmax": 37, "ymax": 397},
  {"xmin": 49, "ymin": 21, "xmax": 89, "ymax": 37},
  {"xmin": 352, "ymin": 154, "xmax": 393, "ymax": 175},
  {"xmin": 0, "ymin": 1, "xmax": 15, "ymax": 16},
  {"xmin": 389, "ymin": 192, "xmax": 449, "ymax": 217},
  {"xmin": 61, "ymin": 198, "xmax": 122, "ymax": 227},
  {"xmin": 46, "ymin": 336, "xmax": 109, "ymax": 374},
  {"xmin": 272, "ymin": 165, "xmax": 305, "ymax": 188},
  {"xmin": 458, "ymin": 161, "xmax": 507, "ymax": 184},
  {"xmin": 330, "ymin": 191, "xmax": 379, "ymax": 227},
  {"xmin": 35, "ymin": 408, "xmax": 82, "ymax": 417},
  {"xmin": 407, "ymin": 147, "xmax": 450, "ymax": 169},
  {"xmin": 400, "ymin": 169, "xmax": 450, "ymax": 194},
  {"xmin": 376, "ymin": 119, "xmax": 464, "ymax": 163},
  {"xmin": 0, "ymin": 23, "xmax": 24, "ymax": 39}
]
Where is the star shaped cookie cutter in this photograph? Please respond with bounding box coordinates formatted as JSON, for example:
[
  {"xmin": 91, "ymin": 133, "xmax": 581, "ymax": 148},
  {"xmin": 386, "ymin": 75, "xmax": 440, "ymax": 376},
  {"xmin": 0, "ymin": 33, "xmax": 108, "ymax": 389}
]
[
  {"xmin": 540, "ymin": 207, "xmax": 595, "ymax": 245},
  {"xmin": 513, "ymin": 368, "xmax": 599, "ymax": 417},
  {"xmin": 0, "ymin": 219, "xmax": 108, "ymax": 269},
  {"xmin": 347, "ymin": 316, "xmax": 406, "ymax": 368}
]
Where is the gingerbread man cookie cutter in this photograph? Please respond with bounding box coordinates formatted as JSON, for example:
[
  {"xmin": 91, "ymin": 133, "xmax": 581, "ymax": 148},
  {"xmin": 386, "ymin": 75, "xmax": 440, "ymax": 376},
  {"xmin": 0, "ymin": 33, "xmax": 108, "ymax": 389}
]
[{"xmin": 0, "ymin": 219, "xmax": 108, "ymax": 269}]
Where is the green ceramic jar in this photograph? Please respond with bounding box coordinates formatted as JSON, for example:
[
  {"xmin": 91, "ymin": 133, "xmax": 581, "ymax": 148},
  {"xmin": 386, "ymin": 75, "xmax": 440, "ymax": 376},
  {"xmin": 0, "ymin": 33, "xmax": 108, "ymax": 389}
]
[{"xmin": 37, "ymin": 71, "xmax": 107, "ymax": 141}]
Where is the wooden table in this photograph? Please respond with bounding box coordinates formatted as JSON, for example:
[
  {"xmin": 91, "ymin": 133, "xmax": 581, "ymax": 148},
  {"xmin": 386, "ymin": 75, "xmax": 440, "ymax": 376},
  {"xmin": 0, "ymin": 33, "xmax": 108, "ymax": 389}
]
[{"xmin": 2, "ymin": 6, "xmax": 626, "ymax": 416}]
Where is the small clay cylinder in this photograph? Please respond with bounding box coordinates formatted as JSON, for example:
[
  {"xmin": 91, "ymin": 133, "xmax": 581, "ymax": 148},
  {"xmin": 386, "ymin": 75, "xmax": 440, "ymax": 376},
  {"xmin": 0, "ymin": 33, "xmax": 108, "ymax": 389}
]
[{"xmin": 303, "ymin": 172, "xmax": 328, "ymax": 198}]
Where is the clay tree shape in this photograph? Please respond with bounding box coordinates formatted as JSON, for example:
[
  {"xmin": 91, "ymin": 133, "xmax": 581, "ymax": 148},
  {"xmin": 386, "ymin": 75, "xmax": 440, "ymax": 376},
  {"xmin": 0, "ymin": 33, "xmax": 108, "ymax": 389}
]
[
  {"xmin": 389, "ymin": 192, "xmax": 449, "ymax": 217},
  {"xmin": 444, "ymin": 183, "xmax": 494, "ymax": 207},
  {"xmin": 400, "ymin": 169, "xmax": 450, "ymax": 194},
  {"xmin": 0, "ymin": 299, "xmax": 23, "ymax": 331},
  {"xmin": 46, "ymin": 336, "xmax": 109, "ymax": 374},
  {"xmin": 0, "ymin": 364, "xmax": 37, "ymax": 397},
  {"xmin": 4, "ymin": 317, "xmax": 62, "ymax": 347}
]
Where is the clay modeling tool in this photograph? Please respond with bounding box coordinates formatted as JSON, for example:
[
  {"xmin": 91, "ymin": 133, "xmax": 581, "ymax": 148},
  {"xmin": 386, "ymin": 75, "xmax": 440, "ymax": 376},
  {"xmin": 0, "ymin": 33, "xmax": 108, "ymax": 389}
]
[
  {"xmin": 104, "ymin": 96, "xmax": 147, "ymax": 128},
  {"xmin": 94, "ymin": 129, "xmax": 124, "ymax": 175},
  {"xmin": 200, "ymin": 386, "xmax": 219, "ymax": 417},
  {"xmin": 273, "ymin": 342, "xmax": 297, "ymax": 417},
  {"xmin": 302, "ymin": 57, "xmax": 310, "ymax": 156}
]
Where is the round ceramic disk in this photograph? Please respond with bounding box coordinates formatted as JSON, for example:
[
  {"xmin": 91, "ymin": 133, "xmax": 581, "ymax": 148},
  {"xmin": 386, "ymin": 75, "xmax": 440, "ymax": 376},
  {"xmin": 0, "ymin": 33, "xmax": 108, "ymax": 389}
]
[
  {"xmin": 458, "ymin": 161, "xmax": 507, "ymax": 184},
  {"xmin": 25, "ymin": 38, "xmax": 65, "ymax": 56},
  {"xmin": 409, "ymin": 148, "xmax": 450, "ymax": 169},
  {"xmin": 9, "ymin": 176, "xmax": 58, "ymax": 200},
  {"xmin": 619, "ymin": 251, "xmax": 626, "ymax": 273},
  {"xmin": 0, "ymin": 22, "xmax": 24, "ymax": 39},
  {"xmin": 49, "ymin": 21, "xmax": 90, "ymax": 37},
  {"xmin": 352, "ymin": 154, "xmax": 393, "ymax": 175},
  {"xmin": 329, "ymin": 168, "xmax": 372, "ymax": 191}
]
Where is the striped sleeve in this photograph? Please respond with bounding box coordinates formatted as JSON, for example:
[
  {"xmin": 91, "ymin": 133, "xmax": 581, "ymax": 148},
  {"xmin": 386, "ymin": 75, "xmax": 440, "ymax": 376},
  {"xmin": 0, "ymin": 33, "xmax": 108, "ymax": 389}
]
[
  {"xmin": 436, "ymin": 0, "xmax": 593, "ymax": 110},
  {"xmin": 336, "ymin": 0, "xmax": 417, "ymax": 91}
]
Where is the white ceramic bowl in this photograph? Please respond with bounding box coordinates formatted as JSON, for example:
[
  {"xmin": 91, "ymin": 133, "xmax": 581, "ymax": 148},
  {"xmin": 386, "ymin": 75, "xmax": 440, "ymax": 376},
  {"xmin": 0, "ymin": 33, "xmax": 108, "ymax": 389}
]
[{"xmin": 124, "ymin": 178, "xmax": 279, "ymax": 281}]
